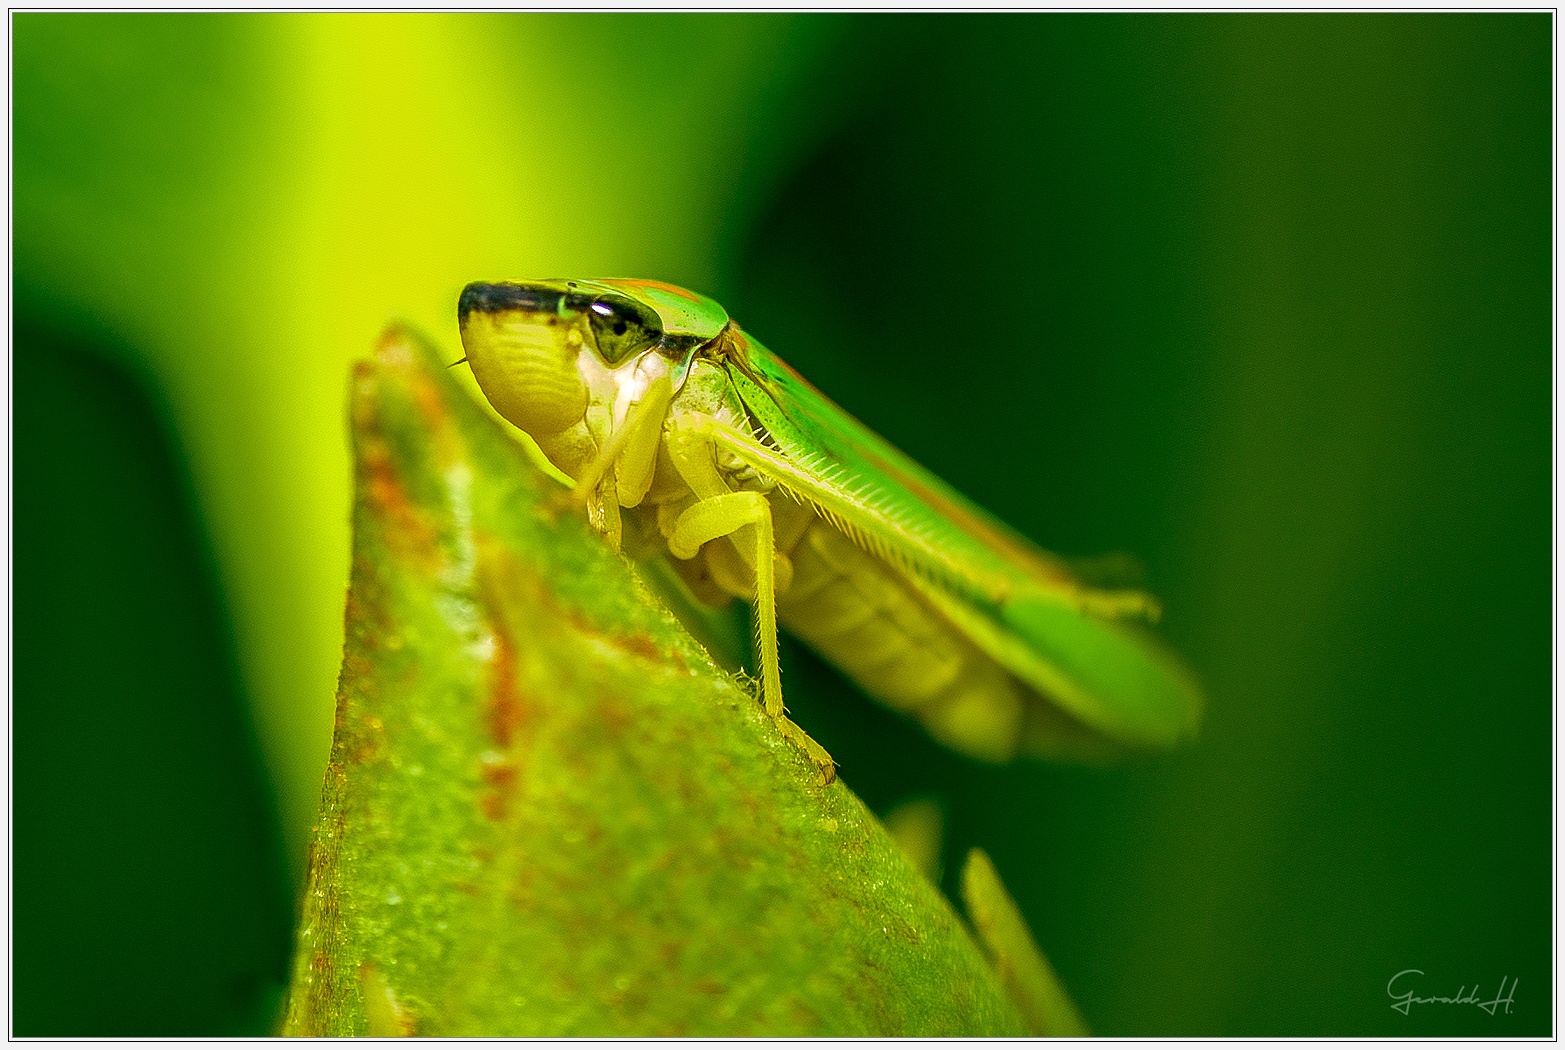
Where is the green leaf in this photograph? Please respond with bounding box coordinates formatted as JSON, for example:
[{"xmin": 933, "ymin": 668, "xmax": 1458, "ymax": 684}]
[{"xmin": 278, "ymin": 324, "xmax": 1039, "ymax": 1036}]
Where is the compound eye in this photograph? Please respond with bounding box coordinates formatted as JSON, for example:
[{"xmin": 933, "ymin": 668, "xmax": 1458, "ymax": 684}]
[{"xmin": 587, "ymin": 296, "xmax": 661, "ymax": 364}]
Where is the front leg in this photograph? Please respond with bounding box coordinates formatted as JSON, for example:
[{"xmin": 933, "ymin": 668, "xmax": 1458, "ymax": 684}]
[
  {"xmin": 664, "ymin": 433, "xmax": 836, "ymax": 783},
  {"xmin": 557, "ymin": 375, "xmax": 674, "ymax": 551}
]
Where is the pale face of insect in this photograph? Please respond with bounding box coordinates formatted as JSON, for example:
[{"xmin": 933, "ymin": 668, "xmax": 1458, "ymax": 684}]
[{"xmin": 457, "ymin": 279, "xmax": 729, "ymax": 458}]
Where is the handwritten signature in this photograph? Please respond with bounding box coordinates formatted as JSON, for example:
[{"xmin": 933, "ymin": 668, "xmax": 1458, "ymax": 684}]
[{"xmin": 1387, "ymin": 970, "xmax": 1516, "ymax": 1016}]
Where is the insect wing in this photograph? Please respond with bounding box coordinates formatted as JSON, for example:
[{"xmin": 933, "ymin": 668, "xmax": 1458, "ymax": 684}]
[{"xmin": 716, "ymin": 327, "xmax": 1203, "ymax": 753}]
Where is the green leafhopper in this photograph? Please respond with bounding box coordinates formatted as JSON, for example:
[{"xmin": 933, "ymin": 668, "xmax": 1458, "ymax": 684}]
[{"xmin": 457, "ymin": 278, "xmax": 1201, "ymax": 781}]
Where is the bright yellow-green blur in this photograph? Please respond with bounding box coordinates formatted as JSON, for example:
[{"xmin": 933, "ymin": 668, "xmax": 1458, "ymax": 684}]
[{"xmin": 13, "ymin": 12, "xmax": 844, "ymax": 874}]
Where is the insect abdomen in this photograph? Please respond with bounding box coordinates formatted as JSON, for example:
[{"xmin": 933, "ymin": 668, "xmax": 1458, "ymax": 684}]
[{"xmin": 777, "ymin": 518, "xmax": 1026, "ymax": 763}]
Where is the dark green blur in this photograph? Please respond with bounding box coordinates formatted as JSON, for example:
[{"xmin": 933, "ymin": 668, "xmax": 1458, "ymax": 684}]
[
  {"xmin": 13, "ymin": 12, "xmax": 1549, "ymax": 1036},
  {"xmin": 14, "ymin": 310, "xmax": 293, "ymax": 1034}
]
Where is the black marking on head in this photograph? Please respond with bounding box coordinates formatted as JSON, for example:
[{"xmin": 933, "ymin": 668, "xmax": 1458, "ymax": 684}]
[{"xmin": 458, "ymin": 282, "xmax": 567, "ymax": 323}]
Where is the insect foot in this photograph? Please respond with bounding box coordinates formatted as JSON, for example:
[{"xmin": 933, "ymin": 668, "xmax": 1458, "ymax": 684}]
[
  {"xmin": 777, "ymin": 713, "xmax": 837, "ymax": 786},
  {"xmin": 735, "ymin": 668, "xmax": 836, "ymax": 784}
]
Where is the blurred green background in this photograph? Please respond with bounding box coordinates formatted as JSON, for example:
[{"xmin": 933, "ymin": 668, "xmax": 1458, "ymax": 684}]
[{"xmin": 12, "ymin": 12, "xmax": 1550, "ymax": 1037}]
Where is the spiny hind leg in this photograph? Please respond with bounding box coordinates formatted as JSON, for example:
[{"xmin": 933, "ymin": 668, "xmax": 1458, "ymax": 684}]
[{"xmin": 666, "ymin": 489, "xmax": 836, "ymax": 783}]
